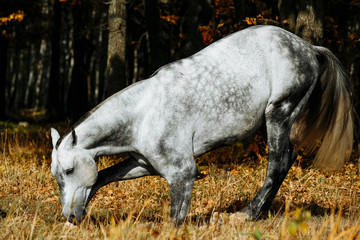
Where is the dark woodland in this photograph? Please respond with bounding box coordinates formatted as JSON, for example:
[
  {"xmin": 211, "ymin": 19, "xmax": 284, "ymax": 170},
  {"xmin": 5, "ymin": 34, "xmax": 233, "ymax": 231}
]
[{"xmin": 0, "ymin": 0, "xmax": 359, "ymax": 131}]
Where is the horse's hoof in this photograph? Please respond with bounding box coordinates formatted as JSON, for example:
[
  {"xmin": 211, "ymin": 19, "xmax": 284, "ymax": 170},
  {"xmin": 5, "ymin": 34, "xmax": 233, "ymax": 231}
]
[
  {"xmin": 210, "ymin": 212, "xmax": 226, "ymax": 225},
  {"xmin": 210, "ymin": 211, "xmax": 250, "ymax": 226},
  {"xmin": 229, "ymin": 212, "xmax": 250, "ymax": 225}
]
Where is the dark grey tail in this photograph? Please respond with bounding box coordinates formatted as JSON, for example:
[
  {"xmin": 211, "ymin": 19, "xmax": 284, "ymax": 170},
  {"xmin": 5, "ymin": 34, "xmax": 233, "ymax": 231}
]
[{"xmin": 291, "ymin": 46, "xmax": 353, "ymax": 170}]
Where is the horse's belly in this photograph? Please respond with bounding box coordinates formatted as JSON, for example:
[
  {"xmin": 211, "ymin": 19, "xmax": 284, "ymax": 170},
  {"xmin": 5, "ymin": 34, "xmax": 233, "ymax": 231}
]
[{"xmin": 191, "ymin": 104, "xmax": 265, "ymax": 157}]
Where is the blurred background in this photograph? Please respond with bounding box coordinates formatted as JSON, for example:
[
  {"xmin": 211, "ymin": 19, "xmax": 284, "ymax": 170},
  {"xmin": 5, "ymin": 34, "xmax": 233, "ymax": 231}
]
[{"xmin": 0, "ymin": 0, "xmax": 359, "ymax": 126}]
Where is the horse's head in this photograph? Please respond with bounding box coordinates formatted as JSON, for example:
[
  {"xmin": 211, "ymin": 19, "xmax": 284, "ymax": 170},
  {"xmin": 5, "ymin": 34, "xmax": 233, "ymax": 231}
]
[{"xmin": 50, "ymin": 128, "xmax": 98, "ymax": 223}]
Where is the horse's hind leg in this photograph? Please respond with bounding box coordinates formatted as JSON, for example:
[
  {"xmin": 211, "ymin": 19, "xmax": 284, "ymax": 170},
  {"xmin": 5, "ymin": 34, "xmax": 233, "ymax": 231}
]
[{"xmin": 241, "ymin": 103, "xmax": 300, "ymax": 219}]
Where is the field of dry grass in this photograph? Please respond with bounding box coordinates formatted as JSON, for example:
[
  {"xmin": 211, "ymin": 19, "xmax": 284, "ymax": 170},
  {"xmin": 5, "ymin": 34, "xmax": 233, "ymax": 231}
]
[{"xmin": 1, "ymin": 122, "xmax": 359, "ymax": 239}]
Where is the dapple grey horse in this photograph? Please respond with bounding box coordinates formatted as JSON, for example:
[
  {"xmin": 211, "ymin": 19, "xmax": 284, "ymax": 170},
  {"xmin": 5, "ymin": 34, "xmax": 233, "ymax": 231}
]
[{"xmin": 51, "ymin": 25, "xmax": 353, "ymax": 225}]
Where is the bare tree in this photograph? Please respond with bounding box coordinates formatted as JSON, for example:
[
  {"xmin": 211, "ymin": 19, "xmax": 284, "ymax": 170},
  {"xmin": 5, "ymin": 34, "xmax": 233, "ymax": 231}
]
[
  {"xmin": 104, "ymin": 0, "xmax": 128, "ymax": 97},
  {"xmin": 279, "ymin": 0, "xmax": 325, "ymax": 44},
  {"xmin": 47, "ymin": 0, "xmax": 62, "ymax": 119},
  {"xmin": 0, "ymin": 35, "xmax": 7, "ymax": 119},
  {"xmin": 180, "ymin": 0, "xmax": 206, "ymax": 57},
  {"xmin": 67, "ymin": 2, "xmax": 93, "ymax": 120},
  {"xmin": 144, "ymin": 0, "xmax": 168, "ymax": 74},
  {"xmin": 295, "ymin": 0, "xmax": 325, "ymax": 44}
]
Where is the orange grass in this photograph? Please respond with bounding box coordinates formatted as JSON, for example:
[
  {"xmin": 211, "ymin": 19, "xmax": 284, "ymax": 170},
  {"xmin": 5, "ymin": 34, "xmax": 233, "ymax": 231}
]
[{"xmin": 0, "ymin": 123, "xmax": 359, "ymax": 239}]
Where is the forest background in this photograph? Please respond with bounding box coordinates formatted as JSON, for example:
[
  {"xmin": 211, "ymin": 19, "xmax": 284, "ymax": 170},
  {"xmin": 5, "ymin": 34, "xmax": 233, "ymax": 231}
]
[
  {"xmin": 1, "ymin": 1, "xmax": 360, "ymax": 239},
  {"xmin": 0, "ymin": 0, "xmax": 360, "ymax": 127}
]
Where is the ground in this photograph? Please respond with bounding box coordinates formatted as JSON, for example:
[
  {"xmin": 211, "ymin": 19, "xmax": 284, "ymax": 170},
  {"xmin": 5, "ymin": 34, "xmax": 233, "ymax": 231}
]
[{"xmin": 0, "ymin": 122, "xmax": 359, "ymax": 239}]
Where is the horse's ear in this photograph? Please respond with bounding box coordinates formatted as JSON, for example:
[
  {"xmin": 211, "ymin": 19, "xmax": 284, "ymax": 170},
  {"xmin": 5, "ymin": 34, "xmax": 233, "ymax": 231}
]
[
  {"xmin": 71, "ymin": 127, "xmax": 77, "ymax": 146},
  {"xmin": 50, "ymin": 128, "xmax": 60, "ymax": 149}
]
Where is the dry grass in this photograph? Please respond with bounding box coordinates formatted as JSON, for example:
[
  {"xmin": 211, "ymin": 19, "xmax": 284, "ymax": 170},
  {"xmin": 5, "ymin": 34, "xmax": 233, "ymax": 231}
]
[{"xmin": 0, "ymin": 122, "xmax": 359, "ymax": 239}]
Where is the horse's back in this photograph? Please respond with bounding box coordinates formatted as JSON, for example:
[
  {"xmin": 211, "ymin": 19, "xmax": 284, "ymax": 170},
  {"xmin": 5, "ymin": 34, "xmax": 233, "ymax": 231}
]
[{"xmin": 138, "ymin": 26, "xmax": 319, "ymax": 157}]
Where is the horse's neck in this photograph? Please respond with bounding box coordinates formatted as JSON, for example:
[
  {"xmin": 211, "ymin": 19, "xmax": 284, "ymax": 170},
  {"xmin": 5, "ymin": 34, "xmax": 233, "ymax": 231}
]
[{"xmin": 74, "ymin": 81, "xmax": 148, "ymax": 157}]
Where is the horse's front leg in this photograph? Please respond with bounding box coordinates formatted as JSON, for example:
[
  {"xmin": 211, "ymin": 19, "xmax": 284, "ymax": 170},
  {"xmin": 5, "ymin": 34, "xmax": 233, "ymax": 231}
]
[
  {"xmin": 85, "ymin": 155, "xmax": 157, "ymax": 206},
  {"xmin": 169, "ymin": 172, "xmax": 197, "ymax": 225},
  {"xmin": 156, "ymin": 155, "xmax": 198, "ymax": 225}
]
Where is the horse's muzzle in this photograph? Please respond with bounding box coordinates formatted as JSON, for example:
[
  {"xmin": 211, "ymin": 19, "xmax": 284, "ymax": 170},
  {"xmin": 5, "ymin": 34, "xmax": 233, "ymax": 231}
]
[{"xmin": 65, "ymin": 207, "xmax": 87, "ymax": 224}]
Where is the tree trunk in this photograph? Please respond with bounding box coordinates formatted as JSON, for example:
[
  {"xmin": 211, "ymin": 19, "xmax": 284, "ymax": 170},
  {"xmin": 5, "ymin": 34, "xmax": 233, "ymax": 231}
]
[
  {"xmin": 278, "ymin": 0, "xmax": 298, "ymax": 31},
  {"xmin": 60, "ymin": 3, "xmax": 74, "ymax": 112},
  {"xmin": 48, "ymin": 0, "xmax": 63, "ymax": 119},
  {"xmin": 179, "ymin": 0, "xmax": 207, "ymax": 58},
  {"xmin": 295, "ymin": 0, "xmax": 325, "ymax": 45},
  {"xmin": 144, "ymin": 0, "xmax": 168, "ymax": 74},
  {"xmin": 67, "ymin": 3, "xmax": 91, "ymax": 120},
  {"xmin": 98, "ymin": 10, "xmax": 108, "ymax": 102},
  {"xmin": 0, "ymin": 34, "xmax": 7, "ymax": 120},
  {"xmin": 105, "ymin": 0, "xmax": 128, "ymax": 98},
  {"xmin": 279, "ymin": 0, "xmax": 325, "ymax": 45},
  {"xmin": 233, "ymin": 0, "xmax": 249, "ymax": 23}
]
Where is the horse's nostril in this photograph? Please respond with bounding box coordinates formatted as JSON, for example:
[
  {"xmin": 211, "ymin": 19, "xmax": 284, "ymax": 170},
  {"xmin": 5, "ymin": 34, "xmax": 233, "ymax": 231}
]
[{"xmin": 68, "ymin": 213, "xmax": 76, "ymax": 224}]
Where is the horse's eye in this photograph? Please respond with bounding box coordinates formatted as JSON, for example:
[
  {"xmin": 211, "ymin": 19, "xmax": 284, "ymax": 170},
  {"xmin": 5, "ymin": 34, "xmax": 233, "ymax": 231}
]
[{"xmin": 65, "ymin": 168, "xmax": 74, "ymax": 175}]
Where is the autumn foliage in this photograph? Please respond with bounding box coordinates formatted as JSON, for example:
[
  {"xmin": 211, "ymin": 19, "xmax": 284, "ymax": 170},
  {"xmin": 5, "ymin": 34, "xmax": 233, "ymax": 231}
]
[{"xmin": 0, "ymin": 10, "xmax": 24, "ymax": 26}]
